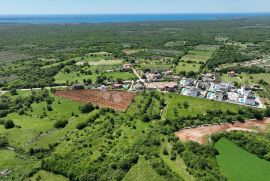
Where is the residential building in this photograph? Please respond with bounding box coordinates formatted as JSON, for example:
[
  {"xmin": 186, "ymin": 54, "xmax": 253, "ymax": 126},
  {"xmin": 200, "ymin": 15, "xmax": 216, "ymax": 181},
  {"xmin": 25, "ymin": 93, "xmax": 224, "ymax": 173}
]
[
  {"xmin": 180, "ymin": 78, "xmax": 194, "ymax": 87},
  {"xmin": 123, "ymin": 64, "xmax": 132, "ymax": 71},
  {"xmin": 227, "ymin": 71, "xmax": 237, "ymax": 77}
]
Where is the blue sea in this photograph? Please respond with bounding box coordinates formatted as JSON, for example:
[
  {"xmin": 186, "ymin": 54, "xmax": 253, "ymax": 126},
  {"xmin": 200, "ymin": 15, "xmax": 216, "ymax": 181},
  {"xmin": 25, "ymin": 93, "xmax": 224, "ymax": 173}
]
[{"xmin": 0, "ymin": 13, "xmax": 270, "ymax": 24}]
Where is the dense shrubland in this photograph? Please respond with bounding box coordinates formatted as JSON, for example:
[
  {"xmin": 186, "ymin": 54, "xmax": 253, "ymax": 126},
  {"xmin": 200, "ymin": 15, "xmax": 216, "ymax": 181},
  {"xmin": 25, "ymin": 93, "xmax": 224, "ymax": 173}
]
[{"xmin": 207, "ymin": 46, "xmax": 255, "ymax": 68}]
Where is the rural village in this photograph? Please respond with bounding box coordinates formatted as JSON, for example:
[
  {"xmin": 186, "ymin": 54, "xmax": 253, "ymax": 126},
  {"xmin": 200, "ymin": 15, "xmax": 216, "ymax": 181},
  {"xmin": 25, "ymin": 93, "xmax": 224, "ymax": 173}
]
[{"xmin": 63, "ymin": 60, "xmax": 264, "ymax": 110}]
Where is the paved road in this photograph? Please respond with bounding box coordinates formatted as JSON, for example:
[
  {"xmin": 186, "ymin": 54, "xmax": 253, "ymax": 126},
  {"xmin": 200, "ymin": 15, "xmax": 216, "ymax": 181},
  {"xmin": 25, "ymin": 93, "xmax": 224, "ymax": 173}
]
[
  {"xmin": 131, "ymin": 68, "xmax": 145, "ymax": 84},
  {"xmin": 0, "ymin": 86, "xmax": 68, "ymax": 95}
]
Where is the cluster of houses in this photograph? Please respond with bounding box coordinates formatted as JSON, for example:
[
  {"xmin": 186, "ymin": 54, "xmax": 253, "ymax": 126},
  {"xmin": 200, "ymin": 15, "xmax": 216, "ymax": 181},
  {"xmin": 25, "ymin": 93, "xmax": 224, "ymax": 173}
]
[
  {"xmin": 179, "ymin": 73, "xmax": 261, "ymax": 107},
  {"xmin": 132, "ymin": 71, "xmax": 261, "ymax": 107},
  {"xmin": 72, "ymin": 62, "xmax": 262, "ymax": 108}
]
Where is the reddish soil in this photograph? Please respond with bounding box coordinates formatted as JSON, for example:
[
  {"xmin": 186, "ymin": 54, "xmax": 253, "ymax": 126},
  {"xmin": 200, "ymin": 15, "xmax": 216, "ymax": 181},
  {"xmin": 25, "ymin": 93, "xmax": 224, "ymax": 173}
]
[
  {"xmin": 55, "ymin": 89, "xmax": 135, "ymax": 111},
  {"xmin": 175, "ymin": 119, "xmax": 270, "ymax": 144}
]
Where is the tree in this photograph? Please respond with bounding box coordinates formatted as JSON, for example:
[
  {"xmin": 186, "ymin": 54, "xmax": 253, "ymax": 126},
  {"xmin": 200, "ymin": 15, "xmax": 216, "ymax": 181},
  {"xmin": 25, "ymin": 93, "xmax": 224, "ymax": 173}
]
[
  {"xmin": 183, "ymin": 101, "xmax": 189, "ymax": 109},
  {"xmin": 163, "ymin": 148, "xmax": 169, "ymax": 155},
  {"xmin": 116, "ymin": 78, "xmax": 123, "ymax": 84},
  {"xmin": 264, "ymin": 107, "xmax": 270, "ymax": 117},
  {"xmin": 86, "ymin": 79, "xmax": 92, "ymax": 85},
  {"xmin": 10, "ymin": 88, "xmax": 18, "ymax": 95},
  {"xmin": 54, "ymin": 120, "xmax": 68, "ymax": 129},
  {"xmin": 0, "ymin": 136, "xmax": 8, "ymax": 148},
  {"xmin": 76, "ymin": 122, "xmax": 87, "ymax": 130},
  {"xmin": 80, "ymin": 104, "xmax": 95, "ymax": 113},
  {"xmin": 253, "ymin": 110, "xmax": 264, "ymax": 120},
  {"xmin": 142, "ymin": 115, "xmax": 150, "ymax": 122},
  {"xmin": 0, "ymin": 109, "xmax": 9, "ymax": 118},
  {"xmin": 47, "ymin": 104, "xmax": 53, "ymax": 111},
  {"xmin": 4, "ymin": 119, "xmax": 15, "ymax": 129}
]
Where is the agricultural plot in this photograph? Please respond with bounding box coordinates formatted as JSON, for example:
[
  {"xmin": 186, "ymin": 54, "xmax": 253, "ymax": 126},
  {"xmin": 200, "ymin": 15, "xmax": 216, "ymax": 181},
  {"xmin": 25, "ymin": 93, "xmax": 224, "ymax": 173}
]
[
  {"xmin": 54, "ymin": 70, "xmax": 135, "ymax": 84},
  {"xmin": 55, "ymin": 90, "xmax": 135, "ymax": 111},
  {"xmin": 54, "ymin": 72, "xmax": 99, "ymax": 84},
  {"xmin": 88, "ymin": 59, "xmax": 123, "ymax": 65},
  {"xmin": 181, "ymin": 50, "xmax": 213, "ymax": 63},
  {"xmin": 123, "ymin": 49, "xmax": 142, "ymax": 55},
  {"xmin": 140, "ymin": 63, "xmax": 172, "ymax": 72},
  {"xmin": 164, "ymin": 41, "xmax": 186, "ymax": 47},
  {"xmin": 193, "ymin": 45, "xmax": 219, "ymax": 51},
  {"xmin": 147, "ymin": 49, "xmax": 185, "ymax": 57},
  {"xmin": 175, "ymin": 62, "xmax": 200, "ymax": 73},
  {"xmin": 103, "ymin": 71, "xmax": 136, "ymax": 80},
  {"xmin": 215, "ymin": 138, "xmax": 270, "ymax": 181},
  {"xmin": 76, "ymin": 52, "xmax": 123, "ymax": 66}
]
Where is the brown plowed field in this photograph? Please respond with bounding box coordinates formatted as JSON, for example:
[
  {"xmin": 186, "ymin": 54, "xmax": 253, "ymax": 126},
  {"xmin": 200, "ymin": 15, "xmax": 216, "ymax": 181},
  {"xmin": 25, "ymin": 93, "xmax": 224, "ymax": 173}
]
[
  {"xmin": 175, "ymin": 119, "xmax": 270, "ymax": 144},
  {"xmin": 55, "ymin": 89, "xmax": 135, "ymax": 111}
]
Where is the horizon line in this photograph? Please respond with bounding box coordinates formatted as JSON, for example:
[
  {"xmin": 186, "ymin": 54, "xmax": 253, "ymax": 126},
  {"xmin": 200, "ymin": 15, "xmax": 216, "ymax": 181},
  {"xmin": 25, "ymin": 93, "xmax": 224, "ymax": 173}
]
[{"xmin": 1, "ymin": 12, "xmax": 270, "ymax": 16}]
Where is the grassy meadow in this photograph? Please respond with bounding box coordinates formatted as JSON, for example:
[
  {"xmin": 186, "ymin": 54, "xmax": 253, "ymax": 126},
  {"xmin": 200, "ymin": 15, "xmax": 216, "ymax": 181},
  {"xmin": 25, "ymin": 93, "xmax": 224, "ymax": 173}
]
[
  {"xmin": 29, "ymin": 170, "xmax": 69, "ymax": 181},
  {"xmin": 123, "ymin": 158, "xmax": 166, "ymax": 181},
  {"xmin": 215, "ymin": 138, "xmax": 270, "ymax": 181},
  {"xmin": 221, "ymin": 73, "xmax": 270, "ymax": 85},
  {"xmin": 164, "ymin": 93, "xmax": 240, "ymax": 119},
  {"xmin": 181, "ymin": 50, "xmax": 213, "ymax": 63},
  {"xmin": 175, "ymin": 62, "xmax": 200, "ymax": 73}
]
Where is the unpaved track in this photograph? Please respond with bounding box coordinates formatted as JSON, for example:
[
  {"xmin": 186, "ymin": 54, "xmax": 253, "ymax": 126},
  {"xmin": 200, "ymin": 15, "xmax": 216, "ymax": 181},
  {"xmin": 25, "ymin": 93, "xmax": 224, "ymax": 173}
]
[{"xmin": 175, "ymin": 118, "xmax": 270, "ymax": 144}]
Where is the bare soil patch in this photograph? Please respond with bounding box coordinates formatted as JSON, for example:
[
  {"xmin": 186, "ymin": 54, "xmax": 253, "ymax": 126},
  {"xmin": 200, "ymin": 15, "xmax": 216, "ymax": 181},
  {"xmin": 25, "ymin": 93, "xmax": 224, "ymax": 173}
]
[
  {"xmin": 55, "ymin": 89, "xmax": 135, "ymax": 111},
  {"xmin": 175, "ymin": 119, "xmax": 270, "ymax": 144}
]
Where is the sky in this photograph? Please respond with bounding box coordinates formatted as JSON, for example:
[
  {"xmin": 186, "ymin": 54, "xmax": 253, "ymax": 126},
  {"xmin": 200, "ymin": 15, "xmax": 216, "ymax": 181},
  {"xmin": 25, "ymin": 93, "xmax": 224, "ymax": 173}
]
[{"xmin": 0, "ymin": 0, "xmax": 270, "ymax": 15}]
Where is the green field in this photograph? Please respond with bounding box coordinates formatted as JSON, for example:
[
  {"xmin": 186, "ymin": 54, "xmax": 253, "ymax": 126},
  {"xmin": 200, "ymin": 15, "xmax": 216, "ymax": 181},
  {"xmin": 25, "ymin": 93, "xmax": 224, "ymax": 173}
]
[
  {"xmin": 86, "ymin": 59, "xmax": 123, "ymax": 66},
  {"xmin": 103, "ymin": 71, "xmax": 136, "ymax": 80},
  {"xmin": 159, "ymin": 142, "xmax": 194, "ymax": 181},
  {"xmin": 54, "ymin": 71, "xmax": 135, "ymax": 84},
  {"xmin": 76, "ymin": 52, "xmax": 123, "ymax": 65},
  {"xmin": 54, "ymin": 71, "xmax": 99, "ymax": 84},
  {"xmin": 221, "ymin": 73, "xmax": 270, "ymax": 85},
  {"xmin": 123, "ymin": 158, "xmax": 166, "ymax": 181},
  {"xmin": 0, "ymin": 149, "xmax": 38, "ymax": 180},
  {"xmin": 140, "ymin": 63, "xmax": 172, "ymax": 72},
  {"xmin": 29, "ymin": 170, "xmax": 69, "ymax": 181},
  {"xmin": 175, "ymin": 62, "xmax": 200, "ymax": 73},
  {"xmin": 181, "ymin": 50, "xmax": 213, "ymax": 63},
  {"xmin": 164, "ymin": 93, "xmax": 240, "ymax": 119},
  {"xmin": 0, "ymin": 95, "xmax": 82, "ymax": 149},
  {"xmin": 215, "ymin": 138, "xmax": 270, "ymax": 181}
]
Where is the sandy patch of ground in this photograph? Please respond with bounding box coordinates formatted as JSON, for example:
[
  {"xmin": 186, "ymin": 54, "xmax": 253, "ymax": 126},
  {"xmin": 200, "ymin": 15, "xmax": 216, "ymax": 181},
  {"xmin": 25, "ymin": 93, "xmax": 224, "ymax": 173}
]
[{"xmin": 175, "ymin": 119, "xmax": 270, "ymax": 144}]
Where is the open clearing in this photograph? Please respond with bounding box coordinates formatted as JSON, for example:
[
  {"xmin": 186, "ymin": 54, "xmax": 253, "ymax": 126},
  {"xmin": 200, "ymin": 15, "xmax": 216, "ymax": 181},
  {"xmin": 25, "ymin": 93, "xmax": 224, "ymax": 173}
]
[
  {"xmin": 54, "ymin": 71, "xmax": 135, "ymax": 84},
  {"xmin": 164, "ymin": 93, "xmax": 240, "ymax": 119},
  {"xmin": 30, "ymin": 170, "xmax": 68, "ymax": 181},
  {"xmin": 175, "ymin": 119, "xmax": 270, "ymax": 144},
  {"xmin": 175, "ymin": 62, "xmax": 200, "ymax": 73},
  {"xmin": 215, "ymin": 138, "xmax": 270, "ymax": 181},
  {"xmin": 55, "ymin": 90, "xmax": 135, "ymax": 111},
  {"xmin": 123, "ymin": 158, "xmax": 166, "ymax": 181},
  {"xmin": 181, "ymin": 50, "xmax": 213, "ymax": 63},
  {"xmin": 0, "ymin": 149, "xmax": 38, "ymax": 180},
  {"xmin": 77, "ymin": 59, "xmax": 123, "ymax": 66},
  {"xmin": 221, "ymin": 73, "xmax": 270, "ymax": 85}
]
